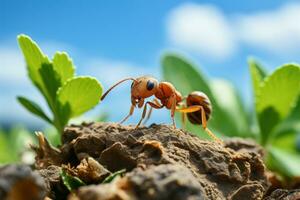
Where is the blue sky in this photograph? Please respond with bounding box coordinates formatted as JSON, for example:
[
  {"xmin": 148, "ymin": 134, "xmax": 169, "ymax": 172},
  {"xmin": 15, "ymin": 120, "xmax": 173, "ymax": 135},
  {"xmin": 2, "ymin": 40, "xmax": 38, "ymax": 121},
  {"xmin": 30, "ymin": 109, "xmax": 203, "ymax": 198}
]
[{"xmin": 1, "ymin": 0, "xmax": 300, "ymax": 129}]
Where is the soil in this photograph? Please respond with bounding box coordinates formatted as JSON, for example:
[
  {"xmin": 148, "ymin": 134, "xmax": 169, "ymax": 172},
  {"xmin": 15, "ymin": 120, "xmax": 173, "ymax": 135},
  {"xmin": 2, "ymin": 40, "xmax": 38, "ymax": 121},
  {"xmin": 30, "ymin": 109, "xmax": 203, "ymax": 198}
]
[{"xmin": 1, "ymin": 122, "xmax": 299, "ymax": 200}]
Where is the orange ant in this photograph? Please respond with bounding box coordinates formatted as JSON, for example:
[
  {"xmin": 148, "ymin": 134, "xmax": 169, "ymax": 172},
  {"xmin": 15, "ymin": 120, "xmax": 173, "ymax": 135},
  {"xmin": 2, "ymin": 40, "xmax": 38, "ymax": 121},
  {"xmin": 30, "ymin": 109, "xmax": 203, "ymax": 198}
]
[{"xmin": 101, "ymin": 76, "xmax": 222, "ymax": 143}]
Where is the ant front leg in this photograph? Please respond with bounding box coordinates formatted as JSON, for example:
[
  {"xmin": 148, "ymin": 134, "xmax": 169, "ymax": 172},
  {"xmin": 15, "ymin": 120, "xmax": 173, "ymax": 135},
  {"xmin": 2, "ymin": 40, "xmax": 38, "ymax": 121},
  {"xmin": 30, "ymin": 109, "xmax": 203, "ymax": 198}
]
[
  {"xmin": 136, "ymin": 101, "xmax": 163, "ymax": 128},
  {"xmin": 120, "ymin": 104, "xmax": 135, "ymax": 124},
  {"xmin": 176, "ymin": 105, "xmax": 223, "ymax": 144}
]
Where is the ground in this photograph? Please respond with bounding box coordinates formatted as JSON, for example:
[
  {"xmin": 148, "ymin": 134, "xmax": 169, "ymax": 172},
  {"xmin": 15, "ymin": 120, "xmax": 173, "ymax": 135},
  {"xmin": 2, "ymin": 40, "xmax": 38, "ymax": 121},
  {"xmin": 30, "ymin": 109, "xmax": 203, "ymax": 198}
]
[{"xmin": 1, "ymin": 122, "xmax": 300, "ymax": 200}]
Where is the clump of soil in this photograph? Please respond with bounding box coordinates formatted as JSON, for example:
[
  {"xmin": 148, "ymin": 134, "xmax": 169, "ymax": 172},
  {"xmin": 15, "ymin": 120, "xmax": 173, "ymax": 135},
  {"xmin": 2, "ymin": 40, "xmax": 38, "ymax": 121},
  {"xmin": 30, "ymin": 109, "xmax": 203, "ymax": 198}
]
[
  {"xmin": 3, "ymin": 122, "xmax": 298, "ymax": 200},
  {"xmin": 34, "ymin": 122, "xmax": 270, "ymax": 199}
]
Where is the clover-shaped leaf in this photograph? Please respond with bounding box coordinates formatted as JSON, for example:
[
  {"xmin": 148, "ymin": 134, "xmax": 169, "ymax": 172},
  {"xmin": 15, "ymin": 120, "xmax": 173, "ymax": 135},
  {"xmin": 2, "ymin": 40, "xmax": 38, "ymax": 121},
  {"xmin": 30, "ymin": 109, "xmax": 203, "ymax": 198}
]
[{"xmin": 57, "ymin": 77, "xmax": 102, "ymax": 120}]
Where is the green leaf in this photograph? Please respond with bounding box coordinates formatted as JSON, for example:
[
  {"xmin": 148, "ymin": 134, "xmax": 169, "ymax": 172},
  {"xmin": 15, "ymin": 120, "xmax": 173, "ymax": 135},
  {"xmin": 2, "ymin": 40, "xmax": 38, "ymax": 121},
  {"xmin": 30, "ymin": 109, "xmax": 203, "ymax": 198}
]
[
  {"xmin": 44, "ymin": 127, "xmax": 61, "ymax": 147},
  {"xmin": 248, "ymin": 58, "xmax": 267, "ymax": 99},
  {"xmin": 102, "ymin": 169, "xmax": 126, "ymax": 183},
  {"xmin": 297, "ymin": 133, "xmax": 300, "ymax": 152},
  {"xmin": 210, "ymin": 79, "xmax": 250, "ymax": 137},
  {"xmin": 17, "ymin": 96, "xmax": 52, "ymax": 124},
  {"xmin": 278, "ymin": 96, "xmax": 300, "ymax": 133},
  {"xmin": 61, "ymin": 169, "xmax": 85, "ymax": 191},
  {"xmin": 257, "ymin": 64, "xmax": 300, "ymax": 144},
  {"xmin": 57, "ymin": 76, "xmax": 102, "ymax": 119},
  {"xmin": 267, "ymin": 146, "xmax": 300, "ymax": 178},
  {"xmin": 52, "ymin": 52, "xmax": 75, "ymax": 84},
  {"xmin": 39, "ymin": 63, "xmax": 62, "ymax": 102},
  {"xmin": 17, "ymin": 34, "xmax": 50, "ymax": 92},
  {"xmin": 271, "ymin": 129, "xmax": 299, "ymax": 153},
  {"xmin": 161, "ymin": 53, "xmax": 244, "ymax": 137}
]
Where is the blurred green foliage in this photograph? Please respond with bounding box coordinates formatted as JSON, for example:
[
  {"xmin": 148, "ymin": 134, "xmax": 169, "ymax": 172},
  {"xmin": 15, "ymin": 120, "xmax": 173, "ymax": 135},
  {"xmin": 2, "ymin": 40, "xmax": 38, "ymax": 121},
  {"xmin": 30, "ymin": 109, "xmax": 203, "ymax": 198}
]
[
  {"xmin": 0, "ymin": 126, "xmax": 35, "ymax": 164},
  {"xmin": 0, "ymin": 125, "xmax": 63, "ymax": 164},
  {"xmin": 17, "ymin": 34, "xmax": 103, "ymax": 134},
  {"xmin": 0, "ymin": 113, "xmax": 111, "ymax": 164},
  {"xmin": 161, "ymin": 53, "xmax": 300, "ymax": 179}
]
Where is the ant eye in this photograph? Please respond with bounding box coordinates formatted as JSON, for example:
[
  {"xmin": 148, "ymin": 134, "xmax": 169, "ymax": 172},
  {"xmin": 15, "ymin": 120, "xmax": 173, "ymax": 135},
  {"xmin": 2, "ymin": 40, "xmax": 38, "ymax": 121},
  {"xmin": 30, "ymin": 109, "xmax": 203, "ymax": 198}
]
[{"xmin": 146, "ymin": 80, "xmax": 155, "ymax": 91}]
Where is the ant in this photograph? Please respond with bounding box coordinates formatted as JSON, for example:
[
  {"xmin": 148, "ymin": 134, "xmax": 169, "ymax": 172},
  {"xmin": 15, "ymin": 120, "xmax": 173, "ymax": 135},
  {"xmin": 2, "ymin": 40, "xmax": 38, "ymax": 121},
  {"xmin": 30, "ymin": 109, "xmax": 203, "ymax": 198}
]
[{"xmin": 101, "ymin": 76, "xmax": 222, "ymax": 143}]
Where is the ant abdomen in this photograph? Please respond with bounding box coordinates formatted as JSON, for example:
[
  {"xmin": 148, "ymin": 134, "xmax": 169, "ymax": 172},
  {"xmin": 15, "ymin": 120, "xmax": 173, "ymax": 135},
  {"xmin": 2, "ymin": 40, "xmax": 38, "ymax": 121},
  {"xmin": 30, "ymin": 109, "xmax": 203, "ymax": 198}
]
[{"xmin": 186, "ymin": 91, "xmax": 212, "ymax": 124}]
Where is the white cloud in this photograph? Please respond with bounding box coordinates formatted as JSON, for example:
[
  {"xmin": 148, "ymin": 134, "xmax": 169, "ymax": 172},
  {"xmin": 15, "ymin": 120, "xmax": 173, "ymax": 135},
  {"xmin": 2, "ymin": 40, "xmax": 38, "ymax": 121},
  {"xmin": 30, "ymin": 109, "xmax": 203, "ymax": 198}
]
[
  {"xmin": 236, "ymin": 3, "xmax": 300, "ymax": 54},
  {"xmin": 166, "ymin": 3, "xmax": 236, "ymax": 59},
  {"xmin": 167, "ymin": 2, "xmax": 300, "ymax": 58},
  {"xmin": 0, "ymin": 47, "xmax": 27, "ymax": 85}
]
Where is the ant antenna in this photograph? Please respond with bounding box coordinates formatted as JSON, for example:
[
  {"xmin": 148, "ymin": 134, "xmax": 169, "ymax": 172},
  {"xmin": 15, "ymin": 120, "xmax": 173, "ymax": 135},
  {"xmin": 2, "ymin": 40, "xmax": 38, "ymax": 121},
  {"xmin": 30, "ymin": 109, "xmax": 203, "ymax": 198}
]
[{"xmin": 101, "ymin": 77, "xmax": 137, "ymax": 100}]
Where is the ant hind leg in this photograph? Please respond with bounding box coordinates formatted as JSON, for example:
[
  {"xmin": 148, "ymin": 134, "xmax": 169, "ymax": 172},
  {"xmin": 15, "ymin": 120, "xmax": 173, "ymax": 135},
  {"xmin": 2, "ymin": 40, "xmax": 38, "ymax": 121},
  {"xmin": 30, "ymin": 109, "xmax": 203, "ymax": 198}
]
[{"xmin": 176, "ymin": 105, "xmax": 223, "ymax": 144}]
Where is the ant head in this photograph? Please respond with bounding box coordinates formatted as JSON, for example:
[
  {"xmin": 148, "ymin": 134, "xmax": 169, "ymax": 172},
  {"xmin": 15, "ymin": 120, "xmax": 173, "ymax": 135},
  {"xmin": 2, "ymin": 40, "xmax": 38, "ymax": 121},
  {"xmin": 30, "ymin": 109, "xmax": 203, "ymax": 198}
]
[{"xmin": 131, "ymin": 76, "xmax": 159, "ymax": 99}]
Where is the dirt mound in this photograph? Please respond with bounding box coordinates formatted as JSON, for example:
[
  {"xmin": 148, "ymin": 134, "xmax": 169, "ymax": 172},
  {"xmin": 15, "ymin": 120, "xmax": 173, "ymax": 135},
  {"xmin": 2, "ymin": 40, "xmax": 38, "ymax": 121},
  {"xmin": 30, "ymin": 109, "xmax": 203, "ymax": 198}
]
[{"xmin": 32, "ymin": 122, "xmax": 269, "ymax": 199}]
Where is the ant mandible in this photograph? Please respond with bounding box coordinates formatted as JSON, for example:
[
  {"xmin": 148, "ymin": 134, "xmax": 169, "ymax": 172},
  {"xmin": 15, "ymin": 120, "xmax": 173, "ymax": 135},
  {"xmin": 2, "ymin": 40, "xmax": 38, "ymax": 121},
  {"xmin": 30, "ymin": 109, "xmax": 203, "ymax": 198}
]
[{"xmin": 101, "ymin": 76, "xmax": 222, "ymax": 143}]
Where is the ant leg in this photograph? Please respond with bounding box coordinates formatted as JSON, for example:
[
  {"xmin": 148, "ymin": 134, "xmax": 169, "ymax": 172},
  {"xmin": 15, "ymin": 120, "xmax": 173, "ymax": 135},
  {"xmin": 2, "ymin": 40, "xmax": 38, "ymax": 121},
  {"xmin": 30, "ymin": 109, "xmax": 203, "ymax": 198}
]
[
  {"xmin": 177, "ymin": 101, "xmax": 187, "ymax": 129},
  {"xmin": 199, "ymin": 108, "xmax": 223, "ymax": 144},
  {"xmin": 143, "ymin": 99, "xmax": 162, "ymax": 125},
  {"xmin": 143, "ymin": 107, "xmax": 153, "ymax": 125},
  {"xmin": 181, "ymin": 112, "xmax": 186, "ymax": 130},
  {"xmin": 176, "ymin": 105, "xmax": 223, "ymax": 144},
  {"xmin": 136, "ymin": 101, "xmax": 163, "ymax": 128},
  {"xmin": 170, "ymin": 95, "xmax": 177, "ymax": 129},
  {"xmin": 120, "ymin": 104, "xmax": 135, "ymax": 124}
]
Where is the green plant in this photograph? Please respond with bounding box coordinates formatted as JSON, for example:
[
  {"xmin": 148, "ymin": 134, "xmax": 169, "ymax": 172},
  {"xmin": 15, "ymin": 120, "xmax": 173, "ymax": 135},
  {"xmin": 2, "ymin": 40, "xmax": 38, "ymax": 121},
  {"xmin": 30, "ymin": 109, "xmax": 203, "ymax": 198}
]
[
  {"xmin": 102, "ymin": 169, "xmax": 126, "ymax": 183},
  {"xmin": 17, "ymin": 34, "xmax": 103, "ymax": 134},
  {"xmin": 161, "ymin": 53, "xmax": 300, "ymax": 179},
  {"xmin": 0, "ymin": 125, "xmax": 66, "ymax": 164},
  {"xmin": 0, "ymin": 126, "xmax": 36, "ymax": 164},
  {"xmin": 249, "ymin": 59, "xmax": 300, "ymax": 178},
  {"xmin": 61, "ymin": 169, "xmax": 86, "ymax": 191}
]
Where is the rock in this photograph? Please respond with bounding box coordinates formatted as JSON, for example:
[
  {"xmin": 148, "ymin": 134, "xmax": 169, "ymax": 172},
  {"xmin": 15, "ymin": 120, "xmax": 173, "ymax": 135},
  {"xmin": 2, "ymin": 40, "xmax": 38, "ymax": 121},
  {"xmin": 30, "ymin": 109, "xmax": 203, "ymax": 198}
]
[
  {"xmin": 264, "ymin": 189, "xmax": 300, "ymax": 200},
  {"xmin": 0, "ymin": 164, "xmax": 46, "ymax": 200},
  {"xmin": 127, "ymin": 164, "xmax": 207, "ymax": 200}
]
